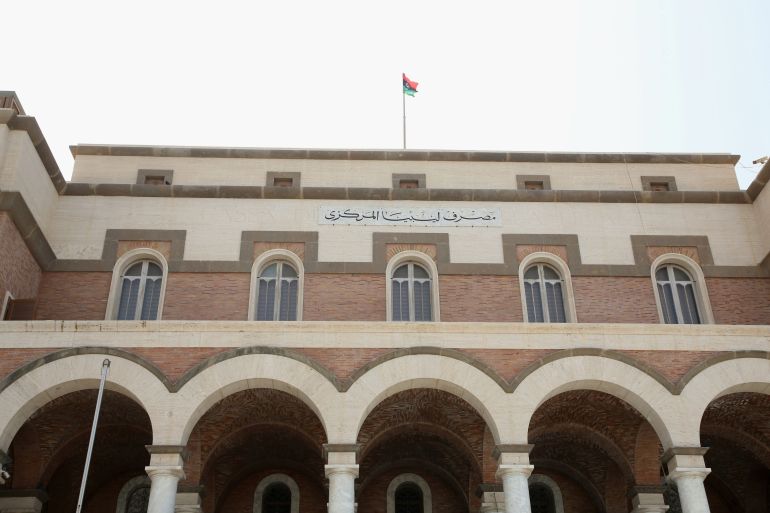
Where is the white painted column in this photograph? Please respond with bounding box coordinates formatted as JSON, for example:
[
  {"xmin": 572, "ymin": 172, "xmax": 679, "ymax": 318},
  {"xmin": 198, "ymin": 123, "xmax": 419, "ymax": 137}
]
[
  {"xmin": 495, "ymin": 447, "xmax": 534, "ymax": 513},
  {"xmin": 668, "ymin": 469, "xmax": 711, "ymax": 513},
  {"xmin": 146, "ymin": 467, "xmax": 185, "ymax": 513},
  {"xmin": 325, "ymin": 465, "xmax": 358, "ymax": 513},
  {"xmin": 664, "ymin": 449, "xmax": 711, "ymax": 513},
  {"xmin": 145, "ymin": 447, "xmax": 187, "ymax": 513},
  {"xmin": 497, "ymin": 466, "xmax": 534, "ymax": 513},
  {"xmin": 324, "ymin": 445, "xmax": 360, "ymax": 513}
]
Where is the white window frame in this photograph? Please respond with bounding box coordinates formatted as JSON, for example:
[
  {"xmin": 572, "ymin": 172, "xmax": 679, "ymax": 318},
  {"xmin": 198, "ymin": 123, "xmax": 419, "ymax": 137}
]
[
  {"xmin": 105, "ymin": 248, "xmax": 169, "ymax": 321},
  {"xmin": 518, "ymin": 252, "xmax": 577, "ymax": 323},
  {"xmin": 1, "ymin": 291, "xmax": 13, "ymax": 321},
  {"xmin": 650, "ymin": 253, "xmax": 714, "ymax": 324},
  {"xmin": 248, "ymin": 249, "xmax": 304, "ymax": 321},
  {"xmin": 253, "ymin": 473, "xmax": 299, "ymax": 513},
  {"xmin": 386, "ymin": 473, "xmax": 432, "ymax": 513},
  {"xmin": 385, "ymin": 250, "xmax": 440, "ymax": 322},
  {"xmin": 528, "ymin": 474, "xmax": 565, "ymax": 513}
]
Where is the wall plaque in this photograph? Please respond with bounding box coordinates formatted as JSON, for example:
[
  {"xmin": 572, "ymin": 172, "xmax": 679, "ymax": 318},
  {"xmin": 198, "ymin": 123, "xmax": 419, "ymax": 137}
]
[{"xmin": 319, "ymin": 206, "xmax": 501, "ymax": 227}]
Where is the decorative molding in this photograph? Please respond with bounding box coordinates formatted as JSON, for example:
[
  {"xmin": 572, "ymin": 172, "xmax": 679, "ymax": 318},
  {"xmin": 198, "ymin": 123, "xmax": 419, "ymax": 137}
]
[
  {"xmin": 59, "ymin": 183, "xmax": 753, "ymax": 205},
  {"xmin": 70, "ymin": 145, "xmax": 741, "ymax": 165}
]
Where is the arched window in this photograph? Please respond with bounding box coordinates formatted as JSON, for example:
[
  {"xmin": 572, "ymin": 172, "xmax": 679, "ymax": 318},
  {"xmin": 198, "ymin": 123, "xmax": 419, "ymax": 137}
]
[
  {"xmin": 395, "ymin": 482, "xmax": 423, "ymax": 513},
  {"xmin": 529, "ymin": 483, "xmax": 556, "ymax": 513},
  {"xmin": 650, "ymin": 254, "xmax": 713, "ymax": 325},
  {"xmin": 655, "ymin": 265, "xmax": 701, "ymax": 324},
  {"xmin": 528, "ymin": 475, "xmax": 564, "ymax": 513},
  {"xmin": 386, "ymin": 473, "xmax": 432, "ymax": 513},
  {"xmin": 262, "ymin": 483, "xmax": 292, "ymax": 513},
  {"xmin": 116, "ymin": 475, "xmax": 150, "ymax": 513},
  {"xmin": 523, "ymin": 264, "xmax": 565, "ymax": 323},
  {"xmin": 117, "ymin": 261, "xmax": 163, "ymax": 320},
  {"xmin": 256, "ymin": 262, "xmax": 299, "ymax": 320},
  {"xmin": 106, "ymin": 249, "xmax": 168, "ymax": 321},
  {"xmin": 253, "ymin": 474, "xmax": 299, "ymax": 513},
  {"xmin": 391, "ymin": 262, "xmax": 432, "ymax": 321},
  {"xmin": 518, "ymin": 252, "xmax": 577, "ymax": 323},
  {"xmin": 249, "ymin": 250, "xmax": 304, "ymax": 321}
]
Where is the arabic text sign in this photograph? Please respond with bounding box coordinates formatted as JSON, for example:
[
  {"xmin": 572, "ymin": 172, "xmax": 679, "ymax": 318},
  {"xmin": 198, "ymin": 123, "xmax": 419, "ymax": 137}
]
[{"xmin": 319, "ymin": 206, "xmax": 502, "ymax": 227}]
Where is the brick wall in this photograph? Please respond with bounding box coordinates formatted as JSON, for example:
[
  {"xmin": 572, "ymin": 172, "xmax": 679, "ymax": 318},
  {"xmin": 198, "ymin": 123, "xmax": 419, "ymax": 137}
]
[
  {"xmin": 304, "ymin": 273, "xmax": 385, "ymax": 321},
  {"xmin": 439, "ymin": 275, "xmax": 523, "ymax": 322},
  {"xmin": 35, "ymin": 272, "xmax": 111, "ymax": 320},
  {"xmin": 706, "ymin": 277, "xmax": 770, "ymax": 325},
  {"xmin": 572, "ymin": 277, "xmax": 659, "ymax": 323},
  {"xmin": 163, "ymin": 273, "xmax": 250, "ymax": 320},
  {"xmin": 213, "ymin": 469, "xmax": 326, "ymax": 513},
  {"xmin": 358, "ymin": 466, "xmax": 468, "ymax": 513},
  {"xmin": 0, "ymin": 212, "xmax": 41, "ymax": 308}
]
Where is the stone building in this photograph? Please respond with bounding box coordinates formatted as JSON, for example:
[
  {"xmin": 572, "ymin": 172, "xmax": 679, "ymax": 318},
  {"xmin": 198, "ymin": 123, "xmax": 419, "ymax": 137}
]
[{"xmin": 0, "ymin": 90, "xmax": 769, "ymax": 513}]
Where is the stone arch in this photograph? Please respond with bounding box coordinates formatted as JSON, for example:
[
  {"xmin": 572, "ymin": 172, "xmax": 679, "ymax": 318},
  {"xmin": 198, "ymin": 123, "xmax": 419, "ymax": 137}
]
[
  {"xmin": 344, "ymin": 354, "xmax": 510, "ymax": 444},
  {"xmin": 386, "ymin": 473, "xmax": 433, "ymax": 513},
  {"xmin": 528, "ymin": 474, "xmax": 565, "ymax": 513},
  {"xmin": 170, "ymin": 353, "xmax": 339, "ymax": 446},
  {"xmin": 511, "ymin": 355, "xmax": 677, "ymax": 449},
  {"xmin": 115, "ymin": 475, "xmax": 151, "ymax": 513},
  {"xmin": 253, "ymin": 473, "xmax": 300, "ymax": 513},
  {"xmin": 0, "ymin": 353, "xmax": 168, "ymax": 452},
  {"xmin": 678, "ymin": 357, "xmax": 770, "ymax": 446}
]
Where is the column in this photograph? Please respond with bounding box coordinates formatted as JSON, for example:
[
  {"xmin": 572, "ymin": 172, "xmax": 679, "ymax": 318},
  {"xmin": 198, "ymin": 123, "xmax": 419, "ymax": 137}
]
[
  {"xmin": 630, "ymin": 486, "xmax": 669, "ymax": 513},
  {"xmin": 0, "ymin": 490, "xmax": 46, "ymax": 513},
  {"xmin": 664, "ymin": 448, "xmax": 711, "ymax": 513},
  {"xmin": 494, "ymin": 446, "xmax": 534, "ymax": 513},
  {"xmin": 145, "ymin": 446, "xmax": 187, "ymax": 513},
  {"xmin": 323, "ymin": 444, "xmax": 360, "ymax": 513},
  {"xmin": 174, "ymin": 489, "xmax": 203, "ymax": 513}
]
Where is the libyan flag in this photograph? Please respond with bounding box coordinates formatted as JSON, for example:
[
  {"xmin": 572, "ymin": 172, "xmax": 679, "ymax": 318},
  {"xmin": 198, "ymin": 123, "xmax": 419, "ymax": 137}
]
[{"xmin": 403, "ymin": 73, "xmax": 418, "ymax": 96}]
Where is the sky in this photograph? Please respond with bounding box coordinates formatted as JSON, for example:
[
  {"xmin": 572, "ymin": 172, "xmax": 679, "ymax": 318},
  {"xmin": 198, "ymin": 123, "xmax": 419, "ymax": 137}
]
[{"xmin": 5, "ymin": 0, "xmax": 770, "ymax": 186}]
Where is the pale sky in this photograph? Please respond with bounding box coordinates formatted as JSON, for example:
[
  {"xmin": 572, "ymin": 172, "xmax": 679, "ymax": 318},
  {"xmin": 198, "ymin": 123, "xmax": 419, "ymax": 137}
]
[{"xmin": 6, "ymin": 0, "xmax": 769, "ymax": 186}]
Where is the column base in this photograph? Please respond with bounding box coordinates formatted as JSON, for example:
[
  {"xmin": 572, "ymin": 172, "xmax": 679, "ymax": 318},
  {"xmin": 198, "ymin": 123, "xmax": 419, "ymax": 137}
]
[{"xmin": 0, "ymin": 490, "xmax": 47, "ymax": 513}]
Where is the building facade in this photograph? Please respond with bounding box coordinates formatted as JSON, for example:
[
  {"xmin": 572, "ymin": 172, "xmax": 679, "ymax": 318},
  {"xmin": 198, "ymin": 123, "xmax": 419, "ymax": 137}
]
[{"xmin": 0, "ymin": 91, "xmax": 769, "ymax": 513}]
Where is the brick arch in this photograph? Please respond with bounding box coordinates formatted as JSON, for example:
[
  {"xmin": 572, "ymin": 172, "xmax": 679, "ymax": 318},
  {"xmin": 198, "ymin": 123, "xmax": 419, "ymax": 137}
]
[
  {"xmin": 0, "ymin": 352, "xmax": 168, "ymax": 453},
  {"xmin": 169, "ymin": 353, "xmax": 339, "ymax": 447},
  {"xmin": 678, "ymin": 357, "xmax": 770, "ymax": 446},
  {"xmin": 528, "ymin": 423, "xmax": 635, "ymax": 487},
  {"xmin": 510, "ymin": 355, "xmax": 677, "ymax": 449},
  {"xmin": 343, "ymin": 354, "xmax": 511, "ymax": 444}
]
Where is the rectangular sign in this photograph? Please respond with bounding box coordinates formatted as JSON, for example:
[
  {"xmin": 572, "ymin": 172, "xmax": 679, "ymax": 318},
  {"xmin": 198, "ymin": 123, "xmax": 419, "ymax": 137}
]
[{"xmin": 319, "ymin": 206, "xmax": 501, "ymax": 227}]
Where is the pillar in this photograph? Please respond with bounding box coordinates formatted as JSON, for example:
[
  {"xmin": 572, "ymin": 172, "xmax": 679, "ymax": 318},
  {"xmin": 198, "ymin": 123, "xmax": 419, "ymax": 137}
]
[
  {"xmin": 145, "ymin": 445, "xmax": 187, "ymax": 513},
  {"xmin": 494, "ymin": 445, "xmax": 534, "ymax": 513},
  {"xmin": 324, "ymin": 444, "xmax": 360, "ymax": 513},
  {"xmin": 664, "ymin": 448, "xmax": 711, "ymax": 513},
  {"xmin": 630, "ymin": 486, "xmax": 669, "ymax": 513},
  {"xmin": 0, "ymin": 491, "xmax": 46, "ymax": 513},
  {"xmin": 478, "ymin": 484, "xmax": 505, "ymax": 513},
  {"xmin": 175, "ymin": 489, "xmax": 203, "ymax": 513}
]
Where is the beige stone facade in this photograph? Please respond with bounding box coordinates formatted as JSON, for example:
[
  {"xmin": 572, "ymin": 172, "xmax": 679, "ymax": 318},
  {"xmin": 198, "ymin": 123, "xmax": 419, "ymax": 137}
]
[{"xmin": 0, "ymin": 91, "xmax": 769, "ymax": 513}]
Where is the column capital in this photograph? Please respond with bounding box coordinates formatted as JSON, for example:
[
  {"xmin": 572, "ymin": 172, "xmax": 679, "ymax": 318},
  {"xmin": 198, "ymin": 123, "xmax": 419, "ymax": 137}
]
[
  {"xmin": 495, "ymin": 464, "xmax": 534, "ymax": 480},
  {"xmin": 668, "ymin": 467, "xmax": 711, "ymax": 482},
  {"xmin": 325, "ymin": 464, "xmax": 359, "ymax": 479},
  {"xmin": 145, "ymin": 465, "xmax": 185, "ymax": 480}
]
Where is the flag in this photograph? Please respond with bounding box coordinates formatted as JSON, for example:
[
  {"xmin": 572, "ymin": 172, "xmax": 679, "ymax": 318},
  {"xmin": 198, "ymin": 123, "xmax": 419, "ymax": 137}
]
[{"xmin": 403, "ymin": 73, "xmax": 418, "ymax": 97}]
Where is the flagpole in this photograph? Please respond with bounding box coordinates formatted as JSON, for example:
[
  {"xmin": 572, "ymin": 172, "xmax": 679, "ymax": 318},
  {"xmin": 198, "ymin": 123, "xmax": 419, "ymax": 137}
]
[
  {"xmin": 75, "ymin": 359, "xmax": 111, "ymax": 513},
  {"xmin": 402, "ymin": 84, "xmax": 406, "ymax": 150}
]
